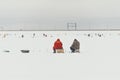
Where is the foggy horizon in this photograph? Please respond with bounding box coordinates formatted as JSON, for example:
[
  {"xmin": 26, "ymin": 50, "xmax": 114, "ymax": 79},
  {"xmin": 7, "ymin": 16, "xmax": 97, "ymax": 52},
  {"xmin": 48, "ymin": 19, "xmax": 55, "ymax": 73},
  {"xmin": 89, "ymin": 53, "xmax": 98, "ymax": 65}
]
[{"xmin": 0, "ymin": 0, "xmax": 120, "ymax": 30}]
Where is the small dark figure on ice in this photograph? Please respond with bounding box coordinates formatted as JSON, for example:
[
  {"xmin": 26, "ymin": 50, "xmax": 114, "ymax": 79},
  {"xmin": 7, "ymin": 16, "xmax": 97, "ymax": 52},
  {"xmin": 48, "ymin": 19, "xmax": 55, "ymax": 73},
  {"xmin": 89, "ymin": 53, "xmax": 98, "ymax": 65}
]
[
  {"xmin": 21, "ymin": 34, "xmax": 24, "ymax": 38},
  {"xmin": 70, "ymin": 39, "xmax": 80, "ymax": 53}
]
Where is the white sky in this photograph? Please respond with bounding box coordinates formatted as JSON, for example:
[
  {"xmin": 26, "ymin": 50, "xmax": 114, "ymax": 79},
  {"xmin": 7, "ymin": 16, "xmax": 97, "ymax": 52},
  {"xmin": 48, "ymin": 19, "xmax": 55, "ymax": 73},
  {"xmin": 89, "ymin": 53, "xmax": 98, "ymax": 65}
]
[{"xmin": 0, "ymin": 0, "xmax": 120, "ymax": 30}]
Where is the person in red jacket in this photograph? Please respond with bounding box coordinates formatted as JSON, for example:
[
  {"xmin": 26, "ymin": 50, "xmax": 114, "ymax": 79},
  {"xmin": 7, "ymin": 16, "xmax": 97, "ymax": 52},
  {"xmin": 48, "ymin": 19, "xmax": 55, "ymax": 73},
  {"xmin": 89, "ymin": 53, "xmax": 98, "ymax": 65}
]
[{"xmin": 53, "ymin": 39, "xmax": 63, "ymax": 53}]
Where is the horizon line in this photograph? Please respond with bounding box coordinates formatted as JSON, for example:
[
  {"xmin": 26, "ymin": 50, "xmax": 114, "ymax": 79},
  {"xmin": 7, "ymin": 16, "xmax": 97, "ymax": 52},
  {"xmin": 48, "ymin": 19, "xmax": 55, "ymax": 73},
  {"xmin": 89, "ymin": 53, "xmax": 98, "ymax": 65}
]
[{"xmin": 0, "ymin": 29, "xmax": 120, "ymax": 31}]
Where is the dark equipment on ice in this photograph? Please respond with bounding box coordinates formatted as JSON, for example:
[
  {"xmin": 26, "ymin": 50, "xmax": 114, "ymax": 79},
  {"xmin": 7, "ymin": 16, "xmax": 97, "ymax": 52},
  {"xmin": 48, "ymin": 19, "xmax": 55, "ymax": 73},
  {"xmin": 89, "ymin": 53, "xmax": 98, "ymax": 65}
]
[
  {"xmin": 21, "ymin": 50, "xmax": 30, "ymax": 53},
  {"xmin": 21, "ymin": 35, "xmax": 24, "ymax": 38},
  {"xmin": 3, "ymin": 50, "xmax": 10, "ymax": 53}
]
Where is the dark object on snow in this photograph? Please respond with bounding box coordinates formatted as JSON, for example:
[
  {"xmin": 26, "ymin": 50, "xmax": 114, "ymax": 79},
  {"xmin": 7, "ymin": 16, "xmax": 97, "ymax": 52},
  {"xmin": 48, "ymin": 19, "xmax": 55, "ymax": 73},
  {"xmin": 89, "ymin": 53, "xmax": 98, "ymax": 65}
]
[
  {"xmin": 21, "ymin": 35, "xmax": 24, "ymax": 38},
  {"xmin": 4, "ymin": 50, "xmax": 10, "ymax": 53},
  {"xmin": 43, "ymin": 33, "xmax": 47, "ymax": 37},
  {"xmin": 88, "ymin": 34, "xmax": 90, "ymax": 37},
  {"xmin": 21, "ymin": 50, "xmax": 30, "ymax": 53},
  {"xmin": 98, "ymin": 34, "xmax": 101, "ymax": 37},
  {"xmin": 33, "ymin": 33, "xmax": 35, "ymax": 38}
]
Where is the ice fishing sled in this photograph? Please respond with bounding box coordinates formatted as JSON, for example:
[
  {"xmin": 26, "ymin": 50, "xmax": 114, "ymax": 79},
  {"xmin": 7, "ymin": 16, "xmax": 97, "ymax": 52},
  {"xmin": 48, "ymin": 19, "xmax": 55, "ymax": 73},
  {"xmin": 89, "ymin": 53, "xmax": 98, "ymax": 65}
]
[
  {"xmin": 21, "ymin": 50, "xmax": 30, "ymax": 53},
  {"xmin": 56, "ymin": 49, "xmax": 64, "ymax": 53}
]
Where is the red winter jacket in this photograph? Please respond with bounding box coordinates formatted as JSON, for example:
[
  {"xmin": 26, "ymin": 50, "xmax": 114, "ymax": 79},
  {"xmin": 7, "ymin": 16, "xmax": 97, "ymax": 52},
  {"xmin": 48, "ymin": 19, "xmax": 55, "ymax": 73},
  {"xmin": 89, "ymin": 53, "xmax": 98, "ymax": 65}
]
[{"xmin": 53, "ymin": 39, "xmax": 63, "ymax": 49}]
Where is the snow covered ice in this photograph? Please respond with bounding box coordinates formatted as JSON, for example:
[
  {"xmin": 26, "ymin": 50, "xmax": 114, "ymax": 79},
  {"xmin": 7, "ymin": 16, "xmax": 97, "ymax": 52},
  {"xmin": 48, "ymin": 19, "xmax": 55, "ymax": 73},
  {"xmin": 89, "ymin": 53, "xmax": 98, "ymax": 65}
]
[{"xmin": 0, "ymin": 31, "xmax": 120, "ymax": 80}]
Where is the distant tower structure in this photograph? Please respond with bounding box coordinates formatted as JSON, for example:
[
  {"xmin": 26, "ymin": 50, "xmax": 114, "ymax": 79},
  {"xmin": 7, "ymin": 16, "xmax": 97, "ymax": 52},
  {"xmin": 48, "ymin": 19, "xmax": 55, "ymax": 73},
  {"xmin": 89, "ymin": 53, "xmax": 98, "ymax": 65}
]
[{"xmin": 67, "ymin": 23, "xmax": 77, "ymax": 31}]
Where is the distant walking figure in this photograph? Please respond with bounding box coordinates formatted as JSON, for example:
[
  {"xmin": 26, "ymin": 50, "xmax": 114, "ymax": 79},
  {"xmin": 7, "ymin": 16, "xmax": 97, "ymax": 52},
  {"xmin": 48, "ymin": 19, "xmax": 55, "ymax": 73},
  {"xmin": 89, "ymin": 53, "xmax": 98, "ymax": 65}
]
[
  {"xmin": 53, "ymin": 39, "xmax": 64, "ymax": 53},
  {"xmin": 70, "ymin": 39, "xmax": 80, "ymax": 53}
]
